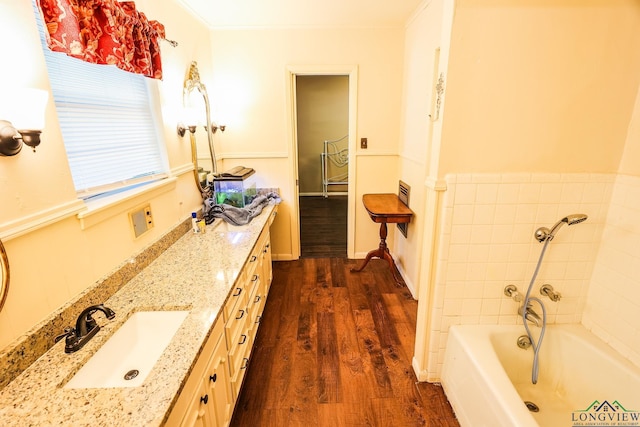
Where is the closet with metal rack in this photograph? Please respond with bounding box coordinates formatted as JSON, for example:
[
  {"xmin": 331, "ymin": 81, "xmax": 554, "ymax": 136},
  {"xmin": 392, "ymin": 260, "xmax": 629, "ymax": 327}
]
[{"xmin": 320, "ymin": 134, "xmax": 348, "ymax": 197}]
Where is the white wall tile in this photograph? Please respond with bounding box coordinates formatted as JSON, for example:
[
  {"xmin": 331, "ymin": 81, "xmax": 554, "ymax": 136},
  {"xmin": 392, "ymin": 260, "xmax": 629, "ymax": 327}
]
[
  {"xmin": 429, "ymin": 172, "xmax": 618, "ymax": 380},
  {"xmin": 454, "ymin": 183, "xmax": 476, "ymax": 205},
  {"xmin": 518, "ymin": 183, "xmax": 542, "ymax": 204},
  {"xmin": 475, "ymin": 183, "xmax": 499, "ymax": 204}
]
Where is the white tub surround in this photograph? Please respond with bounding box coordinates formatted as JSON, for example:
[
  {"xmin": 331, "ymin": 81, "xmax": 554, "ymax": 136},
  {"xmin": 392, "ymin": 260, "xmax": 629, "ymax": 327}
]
[
  {"xmin": 442, "ymin": 324, "xmax": 640, "ymax": 427},
  {"xmin": 419, "ymin": 172, "xmax": 613, "ymax": 381},
  {"xmin": 583, "ymin": 174, "xmax": 640, "ymax": 368},
  {"xmin": 0, "ymin": 205, "xmax": 277, "ymax": 426}
]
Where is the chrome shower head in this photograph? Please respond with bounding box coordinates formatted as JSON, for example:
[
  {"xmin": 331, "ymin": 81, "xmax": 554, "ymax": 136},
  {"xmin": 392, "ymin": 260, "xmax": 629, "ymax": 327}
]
[
  {"xmin": 534, "ymin": 214, "xmax": 588, "ymax": 242},
  {"xmin": 564, "ymin": 214, "xmax": 588, "ymax": 226}
]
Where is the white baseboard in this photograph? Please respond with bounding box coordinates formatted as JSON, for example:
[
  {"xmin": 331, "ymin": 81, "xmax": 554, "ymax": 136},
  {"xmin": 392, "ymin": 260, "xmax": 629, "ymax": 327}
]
[
  {"xmin": 272, "ymin": 253, "xmax": 295, "ymax": 261},
  {"xmin": 299, "ymin": 192, "xmax": 348, "ymax": 197},
  {"xmin": 412, "ymin": 357, "xmax": 430, "ymax": 382}
]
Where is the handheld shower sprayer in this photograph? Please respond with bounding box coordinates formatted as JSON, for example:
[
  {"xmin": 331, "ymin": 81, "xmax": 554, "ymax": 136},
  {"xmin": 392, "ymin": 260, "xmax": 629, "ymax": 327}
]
[
  {"xmin": 534, "ymin": 214, "xmax": 588, "ymax": 242},
  {"xmin": 523, "ymin": 213, "xmax": 587, "ymax": 384}
]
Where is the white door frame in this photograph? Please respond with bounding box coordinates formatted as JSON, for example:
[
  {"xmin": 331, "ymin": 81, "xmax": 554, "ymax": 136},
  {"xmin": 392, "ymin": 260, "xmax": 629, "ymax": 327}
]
[{"xmin": 285, "ymin": 65, "xmax": 358, "ymax": 259}]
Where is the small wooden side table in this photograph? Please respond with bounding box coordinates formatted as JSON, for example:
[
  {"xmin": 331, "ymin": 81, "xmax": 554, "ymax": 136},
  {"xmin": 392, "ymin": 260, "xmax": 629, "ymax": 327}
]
[{"xmin": 351, "ymin": 193, "xmax": 414, "ymax": 286}]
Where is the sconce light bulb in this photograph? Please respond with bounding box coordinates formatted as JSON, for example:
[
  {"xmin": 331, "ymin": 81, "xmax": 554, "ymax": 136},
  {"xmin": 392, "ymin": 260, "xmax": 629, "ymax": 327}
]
[
  {"xmin": 0, "ymin": 89, "xmax": 48, "ymax": 156},
  {"xmin": 20, "ymin": 130, "xmax": 43, "ymax": 151}
]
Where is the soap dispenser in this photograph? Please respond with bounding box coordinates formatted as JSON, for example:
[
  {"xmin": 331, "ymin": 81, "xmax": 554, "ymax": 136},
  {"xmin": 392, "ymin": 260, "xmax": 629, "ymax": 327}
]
[{"xmin": 191, "ymin": 212, "xmax": 199, "ymax": 233}]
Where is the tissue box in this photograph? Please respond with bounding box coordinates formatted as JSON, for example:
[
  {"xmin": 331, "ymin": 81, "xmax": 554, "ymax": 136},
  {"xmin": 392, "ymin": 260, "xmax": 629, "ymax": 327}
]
[{"xmin": 213, "ymin": 167, "xmax": 256, "ymax": 207}]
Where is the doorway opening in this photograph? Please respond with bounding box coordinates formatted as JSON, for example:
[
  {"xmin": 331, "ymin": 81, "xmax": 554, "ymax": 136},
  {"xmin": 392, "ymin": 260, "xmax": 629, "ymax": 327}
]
[{"xmin": 296, "ymin": 75, "xmax": 349, "ymax": 258}]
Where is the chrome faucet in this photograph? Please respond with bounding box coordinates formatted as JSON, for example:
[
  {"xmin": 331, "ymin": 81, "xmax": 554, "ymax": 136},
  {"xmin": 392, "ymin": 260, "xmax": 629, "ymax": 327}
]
[
  {"xmin": 55, "ymin": 304, "xmax": 116, "ymax": 353},
  {"xmin": 518, "ymin": 303, "xmax": 542, "ymax": 327},
  {"xmin": 540, "ymin": 284, "xmax": 561, "ymax": 302}
]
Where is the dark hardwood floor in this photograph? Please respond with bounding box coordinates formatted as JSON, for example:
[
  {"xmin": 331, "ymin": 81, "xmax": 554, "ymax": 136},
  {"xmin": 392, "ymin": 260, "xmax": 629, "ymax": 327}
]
[
  {"xmin": 231, "ymin": 258, "xmax": 459, "ymax": 427},
  {"xmin": 300, "ymin": 196, "xmax": 347, "ymax": 258}
]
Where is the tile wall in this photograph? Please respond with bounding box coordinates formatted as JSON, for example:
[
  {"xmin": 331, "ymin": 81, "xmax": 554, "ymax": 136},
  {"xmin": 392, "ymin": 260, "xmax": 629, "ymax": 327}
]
[{"xmin": 427, "ymin": 173, "xmax": 615, "ymax": 379}]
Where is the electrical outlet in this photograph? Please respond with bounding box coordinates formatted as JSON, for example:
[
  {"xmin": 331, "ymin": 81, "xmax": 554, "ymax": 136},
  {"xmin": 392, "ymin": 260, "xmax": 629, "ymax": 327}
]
[
  {"xmin": 361, "ymin": 137, "xmax": 368, "ymax": 149},
  {"xmin": 129, "ymin": 204, "xmax": 153, "ymax": 238}
]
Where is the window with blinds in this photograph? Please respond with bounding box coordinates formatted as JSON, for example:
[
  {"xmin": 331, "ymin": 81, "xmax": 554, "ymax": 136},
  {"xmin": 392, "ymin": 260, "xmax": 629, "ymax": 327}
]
[{"xmin": 33, "ymin": 2, "xmax": 168, "ymax": 199}]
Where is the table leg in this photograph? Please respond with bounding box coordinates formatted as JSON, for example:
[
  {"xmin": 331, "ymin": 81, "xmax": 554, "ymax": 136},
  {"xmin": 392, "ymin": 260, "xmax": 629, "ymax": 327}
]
[{"xmin": 351, "ymin": 223, "xmax": 404, "ymax": 286}]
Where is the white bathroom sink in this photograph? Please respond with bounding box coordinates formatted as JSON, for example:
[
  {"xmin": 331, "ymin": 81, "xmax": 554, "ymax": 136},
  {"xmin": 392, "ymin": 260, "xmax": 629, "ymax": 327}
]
[{"xmin": 64, "ymin": 310, "xmax": 189, "ymax": 388}]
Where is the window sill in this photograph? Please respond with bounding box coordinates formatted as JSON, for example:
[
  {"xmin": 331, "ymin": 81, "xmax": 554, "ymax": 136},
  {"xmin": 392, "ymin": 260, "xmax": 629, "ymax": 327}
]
[
  {"xmin": 77, "ymin": 177, "xmax": 177, "ymax": 230},
  {"xmin": 0, "ymin": 200, "xmax": 86, "ymax": 242}
]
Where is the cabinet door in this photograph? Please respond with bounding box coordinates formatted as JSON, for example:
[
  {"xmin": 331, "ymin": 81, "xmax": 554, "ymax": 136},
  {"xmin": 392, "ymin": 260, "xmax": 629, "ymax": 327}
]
[
  {"xmin": 180, "ymin": 379, "xmax": 215, "ymax": 427},
  {"xmin": 205, "ymin": 334, "xmax": 234, "ymax": 427}
]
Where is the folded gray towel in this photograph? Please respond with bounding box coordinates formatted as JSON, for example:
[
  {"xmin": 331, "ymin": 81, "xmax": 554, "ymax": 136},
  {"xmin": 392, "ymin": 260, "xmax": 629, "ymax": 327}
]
[{"xmin": 204, "ymin": 192, "xmax": 281, "ymax": 225}]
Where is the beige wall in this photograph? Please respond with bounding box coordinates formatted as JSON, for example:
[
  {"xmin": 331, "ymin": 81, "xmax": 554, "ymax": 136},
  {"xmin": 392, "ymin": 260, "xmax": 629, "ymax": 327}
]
[
  {"xmin": 0, "ymin": 8, "xmax": 407, "ymax": 349},
  {"xmin": 0, "ymin": 0, "xmax": 213, "ymax": 349},
  {"xmin": 395, "ymin": 0, "xmax": 448, "ymax": 297},
  {"xmin": 10, "ymin": 0, "xmax": 640, "ymax": 385},
  {"xmin": 619, "ymin": 84, "xmax": 640, "ymax": 176},
  {"xmin": 209, "ymin": 28, "xmax": 405, "ymax": 259},
  {"xmin": 296, "ymin": 75, "xmax": 349, "ymax": 195},
  {"xmin": 439, "ymin": 0, "xmax": 640, "ymax": 175}
]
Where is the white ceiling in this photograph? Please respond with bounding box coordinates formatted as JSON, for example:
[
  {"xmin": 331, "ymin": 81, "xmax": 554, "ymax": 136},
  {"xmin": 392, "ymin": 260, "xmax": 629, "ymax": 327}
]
[{"xmin": 176, "ymin": 0, "xmax": 425, "ymax": 29}]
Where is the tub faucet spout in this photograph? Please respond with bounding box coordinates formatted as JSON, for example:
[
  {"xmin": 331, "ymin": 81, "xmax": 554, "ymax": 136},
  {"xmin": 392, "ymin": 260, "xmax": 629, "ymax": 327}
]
[{"xmin": 518, "ymin": 303, "xmax": 541, "ymax": 327}]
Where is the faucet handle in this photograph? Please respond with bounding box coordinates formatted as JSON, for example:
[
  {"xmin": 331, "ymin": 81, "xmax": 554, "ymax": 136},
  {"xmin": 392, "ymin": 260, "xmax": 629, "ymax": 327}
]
[
  {"xmin": 54, "ymin": 327, "xmax": 76, "ymax": 344},
  {"xmin": 540, "ymin": 284, "xmax": 561, "ymax": 302},
  {"xmin": 504, "ymin": 284, "xmax": 523, "ymax": 302}
]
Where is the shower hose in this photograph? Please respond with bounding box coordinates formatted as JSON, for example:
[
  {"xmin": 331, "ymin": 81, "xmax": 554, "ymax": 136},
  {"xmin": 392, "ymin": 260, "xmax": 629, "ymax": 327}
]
[{"xmin": 523, "ymin": 238, "xmax": 550, "ymax": 384}]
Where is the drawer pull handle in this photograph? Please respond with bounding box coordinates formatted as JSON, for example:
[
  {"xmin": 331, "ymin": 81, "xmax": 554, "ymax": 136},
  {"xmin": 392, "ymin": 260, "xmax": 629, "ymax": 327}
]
[
  {"xmin": 250, "ymin": 255, "xmax": 257, "ymax": 262},
  {"xmin": 232, "ymin": 287, "xmax": 242, "ymax": 297},
  {"xmin": 210, "ymin": 374, "xmax": 217, "ymax": 383},
  {"xmin": 236, "ymin": 309, "xmax": 245, "ymax": 320},
  {"xmin": 241, "ymin": 358, "xmax": 249, "ymax": 369},
  {"xmin": 255, "ymin": 315, "xmax": 261, "ymax": 324},
  {"xmin": 254, "ymin": 295, "xmax": 261, "ymax": 304},
  {"xmin": 251, "ymin": 274, "xmax": 259, "ymax": 282},
  {"xmin": 200, "ymin": 394, "xmax": 209, "ymax": 405},
  {"xmin": 239, "ymin": 334, "xmax": 247, "ymax": 345}
]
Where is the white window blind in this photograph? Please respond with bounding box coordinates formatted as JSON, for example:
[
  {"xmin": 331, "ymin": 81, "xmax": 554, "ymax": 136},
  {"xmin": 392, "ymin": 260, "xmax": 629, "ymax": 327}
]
[{"xmin": 33, "ymin": 3, "xmax": 167, "ymax": 198}]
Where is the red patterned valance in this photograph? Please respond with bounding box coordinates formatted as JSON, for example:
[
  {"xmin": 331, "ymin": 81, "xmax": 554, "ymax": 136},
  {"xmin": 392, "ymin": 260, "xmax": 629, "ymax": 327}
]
[{"xmin": 36, "ymin": 0, "xmax": 165, "ymax": 79}]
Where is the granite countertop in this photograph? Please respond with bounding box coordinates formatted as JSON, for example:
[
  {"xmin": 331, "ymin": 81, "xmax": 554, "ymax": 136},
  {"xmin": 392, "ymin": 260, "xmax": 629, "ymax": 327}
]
[{"xmin": 0, "ymin": 205, "xmax": 275, "ymax": 426}]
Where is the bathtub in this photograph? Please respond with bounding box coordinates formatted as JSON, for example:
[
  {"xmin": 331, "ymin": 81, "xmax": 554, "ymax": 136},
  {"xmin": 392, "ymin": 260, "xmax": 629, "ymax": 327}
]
[{"xmin": 441, "ymin": 324, "xmax": 640, "ymax": 427}]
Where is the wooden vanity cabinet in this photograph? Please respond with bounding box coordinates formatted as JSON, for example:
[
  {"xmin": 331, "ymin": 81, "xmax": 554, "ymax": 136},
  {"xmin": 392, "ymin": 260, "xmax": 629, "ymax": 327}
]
[
  {"xmin": 167, "ymin": 214, "xmax": 275, "ymax": 427},
  {"xmin": 227, "ymin": 226, "xmax": 266, "ymax": 398},
  {"xmin": 177, "ymin": 330, "xmax": 232, "ymax": 427},
  {"xmin": 166, "ymin": 318, "xmax": 228, "ymax": 427},
  {"xmin": 204, "ymin": 335, "xmax": 234, "ymax": 427}
]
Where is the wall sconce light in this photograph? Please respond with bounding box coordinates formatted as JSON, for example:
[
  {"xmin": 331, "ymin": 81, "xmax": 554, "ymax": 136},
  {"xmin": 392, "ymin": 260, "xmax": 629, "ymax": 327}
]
[
  {"xmin": 177, "ymin": 122, "xmax": 226, "ymax": 137},
  {"xmin": 177, "ymin": 123, "xmax": 197, "ymax": 137},
  {"xmin": 210, "ymin": 123, "xmax": 226, "ymax": 134},
  {"xmin": 0, "ymin": 89, "xmax": 49, "ymax": 156}
]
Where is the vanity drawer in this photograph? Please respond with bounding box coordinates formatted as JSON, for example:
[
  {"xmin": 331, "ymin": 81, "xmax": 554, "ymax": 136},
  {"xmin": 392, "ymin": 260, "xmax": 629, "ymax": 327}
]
[
  {"xmin": 244, "ymin": 250, "xmax": 260, "ymax": 281},
  {"xmin": 246, "ymin": 271, "xmax": 261, "ymax": 316},
  {"xmin": 223, "ymin": 271, "xmax": 246, "ymax": 322},
  {"xmin": 224, "ymin": 297, "xmax": 248, "ymax": 350},
  {"xmin": 229, "ymin": 329, "xmax": 254, "ymax": 399},
  {"xmin": 228, "ymin": 323, "xmax": 253, "ymax": 375}
]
